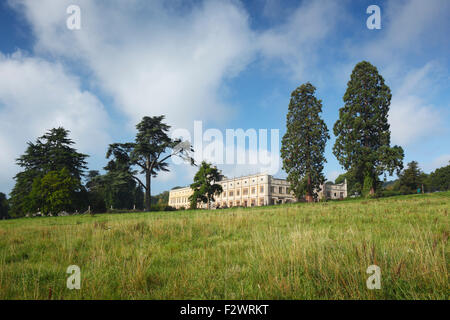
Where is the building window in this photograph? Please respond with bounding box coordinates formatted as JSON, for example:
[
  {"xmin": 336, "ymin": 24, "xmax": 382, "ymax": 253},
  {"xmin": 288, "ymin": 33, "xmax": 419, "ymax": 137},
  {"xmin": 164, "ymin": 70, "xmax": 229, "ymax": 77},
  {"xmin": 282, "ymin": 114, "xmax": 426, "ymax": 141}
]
[
  {"xmin": 251, "ymin": 187, "xmax": 256, "ymax": 194},
  {"xmin": 236, "ymin": 200, "xmax": 240, "ymax": 206},
  {"xmin": 260, "ymin": 186, "xmax": 264, "ymax": 193},
  {"xmin": 243, "ymin": 188, "xmax": 248, "ymax": 195},
  {"xmin": 236, "ymin": 190, "xmax": 240, "ymax": 196},
  {"xmin": 271, "ymin": 186, "xmax": 275, "ymax": 193},
  {"xmin": 229, "ymin": 191, "xmax": 233, "ymax": 197},
  {"xmin": 279, "ymin": 187, "xmax": 283, "ymax": 194}
]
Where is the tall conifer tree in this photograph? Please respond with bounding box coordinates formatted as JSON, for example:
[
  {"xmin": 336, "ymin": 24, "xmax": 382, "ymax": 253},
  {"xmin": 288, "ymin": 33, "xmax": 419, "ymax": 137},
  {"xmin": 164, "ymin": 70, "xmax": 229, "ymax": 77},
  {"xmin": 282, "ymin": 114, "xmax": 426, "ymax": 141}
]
[
  {"xmin": 281, "ymin": 83, "xmax": 329, "ymax": 202},
  {"xmin": 333, "ymin": 61, "xmax": 404, "ymax": 196}
]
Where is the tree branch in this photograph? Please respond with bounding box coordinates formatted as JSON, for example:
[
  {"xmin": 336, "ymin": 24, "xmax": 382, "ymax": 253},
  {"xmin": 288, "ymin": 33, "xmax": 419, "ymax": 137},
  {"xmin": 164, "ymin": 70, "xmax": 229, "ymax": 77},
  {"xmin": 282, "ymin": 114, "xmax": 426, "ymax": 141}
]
[{"xmin": 132, "ymin": 175, "xmax": 147, "ymax": 191}]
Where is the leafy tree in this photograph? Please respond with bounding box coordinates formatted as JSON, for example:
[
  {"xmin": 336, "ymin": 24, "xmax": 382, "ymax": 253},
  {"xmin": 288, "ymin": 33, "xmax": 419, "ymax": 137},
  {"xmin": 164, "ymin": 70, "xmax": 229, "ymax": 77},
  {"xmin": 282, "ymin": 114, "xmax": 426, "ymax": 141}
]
[
  {"xmin": 85, "ymin": 170, "xmax": 101, "ymax": 191},
  {"xmin": 189, "ymin": 161, "xmax": 223, "ymax": 209},
  {"xmin": 428, "ymin": 161, "xmax": 450, "ymax": 191},
  {"xmin": 382, "ymin": 180, "xmax": 397, "ymax": 190},
  {"xmin": 335, "ymin": 171, "xmax": 359, "ymax": 195},
  {"xmin": 28, "ymin": 168, "xmax": 79, "ymax": 215},
  {"xmin": 281, "ymin": 83, "xmax": 329, "ymax": 202},
  {"xmin": 395, "ymin": 161, "xmax": 428, "ymax": 194},
  {"xmin": 85, "ymin": 170, "xmax": 107, "ymax": 213},
  {"xmin": 16, "ymin": 127, "xmax": 87, "ymax": 179},
  {"xmin": 86, "ymin": 165, "xmax": 144, "ymax": 212},
  {"xmin": 102, "ymin": 156, "xmax": 144, "ymax": 210},
  {"xmin": 9, "ymin": 128, "xmax": 88, "ymax": 216},
  {"xmin": 333, "ymin": 61, "xmax": 404, "ymax": 197},
  {"xmin": 0, "ymin": 192, "xmax": 9, "ymax": 219},
  {"xmin": 151, "ymin": 191, "xmax": 170, "ymax": 205},
  {"xmin": 9, "ymin": 170, "xmax": 38, "ymax": 217},
  {"xmin": 107, "ymin": 116, "xmax": 194, "ymax": 211}
]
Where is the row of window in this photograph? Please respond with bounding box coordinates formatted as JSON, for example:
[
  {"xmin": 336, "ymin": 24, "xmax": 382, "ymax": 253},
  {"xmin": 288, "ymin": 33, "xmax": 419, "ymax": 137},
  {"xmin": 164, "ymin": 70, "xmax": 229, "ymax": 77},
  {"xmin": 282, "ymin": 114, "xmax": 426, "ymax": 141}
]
[
  {"xmin": 171, "ymin": 185, "xmax": 288, "ymax": 204},
  {"xmin": 326, "ymin": 191, "xmax": 345, "ymax": 198},
  {"xmin": 219, "ymin": 197, "xmax": 265, "ymax": 207},
  {"xmin": 271, "ymin": 186, "xmax": 286, "ymax": 194},
  {"xmin": 220, "ymin": 185, "xmax": 288, "ymax": 198},
  {"xmin": 222, "ymin": 177, "xmax": 266, "ymax": 189},
  {"xmin": 170, "ymin": 197, "xmax": 188, "ymax": 205},
  {"xmin": 221, "ymin": 185, "xmax": 264, "ymax": 198}
]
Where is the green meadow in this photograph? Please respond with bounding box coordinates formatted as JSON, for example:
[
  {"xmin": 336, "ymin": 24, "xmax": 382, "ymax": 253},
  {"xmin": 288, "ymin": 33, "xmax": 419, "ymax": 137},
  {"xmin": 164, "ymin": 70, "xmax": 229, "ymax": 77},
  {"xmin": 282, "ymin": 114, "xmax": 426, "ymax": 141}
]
[{"xmin": 0, "ymin": 192, "xmax": 448, "ymax": 300}]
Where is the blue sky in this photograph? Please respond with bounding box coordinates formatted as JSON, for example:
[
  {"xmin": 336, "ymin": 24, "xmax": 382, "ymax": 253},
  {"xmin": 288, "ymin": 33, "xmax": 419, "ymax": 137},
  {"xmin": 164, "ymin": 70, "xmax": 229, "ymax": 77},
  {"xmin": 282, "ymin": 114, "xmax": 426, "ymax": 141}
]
[{"xmin": 0, "ymin": 0, "xmax": 449, "ymax": 196}]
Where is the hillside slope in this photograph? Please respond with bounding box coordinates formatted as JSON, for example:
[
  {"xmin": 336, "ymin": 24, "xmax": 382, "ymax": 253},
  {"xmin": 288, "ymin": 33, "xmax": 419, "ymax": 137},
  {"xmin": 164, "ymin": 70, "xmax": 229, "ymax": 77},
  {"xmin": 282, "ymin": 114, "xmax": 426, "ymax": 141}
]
[{"xmin": 0, "ymin": 192, "xmax": 448, "ymax": 299}]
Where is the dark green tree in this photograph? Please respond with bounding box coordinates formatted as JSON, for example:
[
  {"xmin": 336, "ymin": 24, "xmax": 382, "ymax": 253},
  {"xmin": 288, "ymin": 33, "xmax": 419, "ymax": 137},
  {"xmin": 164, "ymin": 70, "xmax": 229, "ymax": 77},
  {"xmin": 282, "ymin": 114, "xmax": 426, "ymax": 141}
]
[
  {"xmin": 281, "ymin": 83, "xmax": 329, "ymax": 202},
  {"xmin": 85, "ymin": 170, "xmax": 107, "ymax": 213},
  {"xmin": 333, "ymin": 61, "xmax": 404, "ymax": 197},
  {"xmin": 151, "ymin": 191, "xmax": 170, "ymax": 205},
  {"xmin": 16, "ymin": 127, "xmax": 87, "ymax": 179},
  {"xmin": 9, "ymin": 170, "xmax": 38, "ymax": 217},
  {"xmin": 428, "ymin": 161, "xmax": 450, "ymax": 191},
  {"xmin": 9, "ymin": 128, "xmax": 88, "ymax": 216},
  {"xmin": 107, "ymin": 116, "xmax": 194, "ymax": 211},
  {"xmin": 86, "ymin": 161, "xmax": 145, "ymax": 212},
  {"xmin": 189, "ymin": 161, "xmax": 223, "ymax": 209},
  {"xmin": 0, "ymin": 192, "xmax": 9, "ymax": 219},
  {"xmin": 396, "ymin": 161, "xmax": 427, "ymax": 194},
  {"xmin": 28, "ymin": 168, "xmax": 80, "ymax": 215},
  {"xmin": 335, "ymin": 171, "xmax": 355, "ymax": 194}
]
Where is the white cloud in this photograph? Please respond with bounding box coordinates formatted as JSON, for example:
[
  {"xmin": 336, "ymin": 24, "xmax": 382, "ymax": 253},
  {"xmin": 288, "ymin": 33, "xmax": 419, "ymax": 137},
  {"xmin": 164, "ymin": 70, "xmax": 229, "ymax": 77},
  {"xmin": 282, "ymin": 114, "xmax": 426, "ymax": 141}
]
[
  {"xmin": 326, "ymin": 170, "xmax": 343, "ymax": 183},
  {"xmin": 10, "ymin": 0, "xmax": 256, "ymax": 129},
  {"xmin": 0, "ymin": 51, "xmax": 110, "ymax": 193},
  {"xmin": 359, "ymin": 0, "xmax": 450, "ymax": 63},
  {"xmin": 389, "ymin": 96, "xmax": 441, "ymax": 146},
  {"xmin": 423, "ymin": 154, "xmax": 450, "ymax": 173},
  {"xmin": 331, "ymin": 0, "xmax": 450, "ymax": 150},
  {"xmin": 4, "ymin": 0, "xmax": 448, "ymax": 196},
  {"xmin": 389, "ymin": 63, "xmax": 444, "ymax": 146},
  {"xmin": 5, "ymin": 0, "xmax": 305, "ymax": 195},
  {"xmin": 258, "ymin": 0, "xmax": 343, "ymax": 80},
  {"xmin": 9, "ymin": 0, "xmax": 346, "ymax": 128}
]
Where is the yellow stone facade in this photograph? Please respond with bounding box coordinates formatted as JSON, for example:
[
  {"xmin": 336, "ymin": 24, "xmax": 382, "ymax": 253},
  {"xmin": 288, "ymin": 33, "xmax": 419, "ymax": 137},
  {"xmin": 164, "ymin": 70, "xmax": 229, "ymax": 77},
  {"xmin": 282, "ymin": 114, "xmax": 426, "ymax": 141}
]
[{"xmin": 169, "ymin": 173, "xmax": 297, "ymax": 209}]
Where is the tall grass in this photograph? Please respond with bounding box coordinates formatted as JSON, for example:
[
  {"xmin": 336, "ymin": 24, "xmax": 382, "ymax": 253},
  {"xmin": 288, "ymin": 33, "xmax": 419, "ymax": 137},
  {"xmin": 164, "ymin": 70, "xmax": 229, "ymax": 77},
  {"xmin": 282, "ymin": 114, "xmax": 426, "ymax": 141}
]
[{"xmin": 0, "ymin": 192, "xmax": 448, "ymax": 299}]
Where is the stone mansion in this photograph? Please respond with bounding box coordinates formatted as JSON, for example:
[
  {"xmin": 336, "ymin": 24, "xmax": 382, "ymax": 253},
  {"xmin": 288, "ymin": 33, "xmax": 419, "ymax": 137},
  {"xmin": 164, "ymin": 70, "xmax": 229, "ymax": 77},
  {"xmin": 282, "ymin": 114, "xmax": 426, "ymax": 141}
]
[{"xmin": 169, "ymin": 173, "xmax": 347, "ymax": 209}]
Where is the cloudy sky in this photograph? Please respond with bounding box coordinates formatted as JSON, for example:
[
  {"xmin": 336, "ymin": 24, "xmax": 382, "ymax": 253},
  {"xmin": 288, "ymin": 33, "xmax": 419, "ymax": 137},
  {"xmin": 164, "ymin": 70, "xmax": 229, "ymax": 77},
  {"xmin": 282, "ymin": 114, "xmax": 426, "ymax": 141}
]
[{"xmin": 0, "ymin": 0, "xmax": 449, "ymax": 196}]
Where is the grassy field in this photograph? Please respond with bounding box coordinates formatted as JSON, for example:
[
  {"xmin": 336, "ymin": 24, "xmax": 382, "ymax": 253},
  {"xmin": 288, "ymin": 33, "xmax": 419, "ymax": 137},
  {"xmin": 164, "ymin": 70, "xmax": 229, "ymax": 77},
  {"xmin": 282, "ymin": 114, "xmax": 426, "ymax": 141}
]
[{"xmin": 0, "ymin": 192, "xmax": 448, "ymax": 299}]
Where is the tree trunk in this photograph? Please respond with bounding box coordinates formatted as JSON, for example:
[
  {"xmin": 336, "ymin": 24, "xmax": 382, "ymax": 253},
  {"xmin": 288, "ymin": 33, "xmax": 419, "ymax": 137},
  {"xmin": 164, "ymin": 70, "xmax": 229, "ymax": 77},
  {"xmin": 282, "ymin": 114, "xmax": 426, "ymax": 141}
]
[
  {"xmin": 306, "ymin": 173, "xmax": 313, "ymax": 203},
  {"xmin": 145, "ymin": 171, "xmax": 151, "ymax": 211}
]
